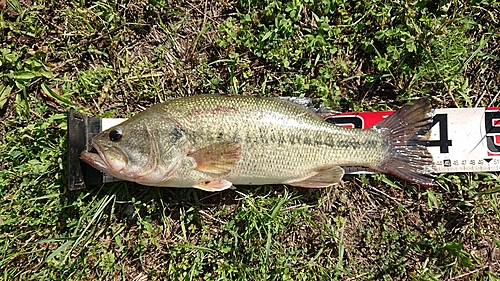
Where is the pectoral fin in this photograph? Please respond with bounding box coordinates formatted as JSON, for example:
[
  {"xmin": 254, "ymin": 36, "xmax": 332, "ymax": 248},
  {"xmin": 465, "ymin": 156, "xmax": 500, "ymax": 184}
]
[
  {"xmin": 285, "ymin": 166, "xmax": 345, "ymax": 188},
  {"xmin": 189, "ymin": 142, "xmax": 241, "ymax": 174},
  {"xmin": 193, "ymin": 179, "xmax": 233, "ymax": 192}
]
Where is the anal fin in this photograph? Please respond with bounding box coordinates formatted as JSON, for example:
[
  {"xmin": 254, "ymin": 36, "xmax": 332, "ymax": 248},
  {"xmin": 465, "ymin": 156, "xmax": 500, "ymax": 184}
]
[{"xmin": 285, "ymin": 166, "xmax": 345, "ymax": 188}]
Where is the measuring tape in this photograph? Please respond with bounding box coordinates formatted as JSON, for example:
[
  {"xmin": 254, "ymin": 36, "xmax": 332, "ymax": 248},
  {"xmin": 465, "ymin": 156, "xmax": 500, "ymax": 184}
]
[
  {"xmin": 67, "ymin": 107, "xmax": 500, "ymax": 190},
  {"xmin": 324, "ymin": 107, "xmax": 500, "ymax": 173}
]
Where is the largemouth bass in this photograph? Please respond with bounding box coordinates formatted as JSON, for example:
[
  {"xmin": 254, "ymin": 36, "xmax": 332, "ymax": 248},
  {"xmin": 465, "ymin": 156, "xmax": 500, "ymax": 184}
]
[{"xmin": 80, "ymin": 95, "xmax": 434, "ymax": 191}]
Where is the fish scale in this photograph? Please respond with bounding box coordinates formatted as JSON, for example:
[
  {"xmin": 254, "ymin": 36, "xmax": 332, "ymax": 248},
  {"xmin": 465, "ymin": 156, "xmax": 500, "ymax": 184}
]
[
  {"xmin": 81, "ymin": 95, "xmax": 434, "ymax": 191},
  {"xmin": 153, "ymin": 96, "xmax": 388, "ymax": 185}
]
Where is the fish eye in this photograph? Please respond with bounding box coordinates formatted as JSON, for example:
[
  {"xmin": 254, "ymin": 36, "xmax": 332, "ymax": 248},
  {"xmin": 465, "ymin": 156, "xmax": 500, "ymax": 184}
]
[{"xmin": 109, "ymin": 128, "xmax": 122, "ymax": 141}]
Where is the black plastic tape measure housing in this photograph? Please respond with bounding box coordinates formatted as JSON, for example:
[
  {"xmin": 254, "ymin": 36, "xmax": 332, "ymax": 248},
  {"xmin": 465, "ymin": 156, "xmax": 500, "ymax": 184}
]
[{"xmin": 67, "ymin": 110, "xmax": 103, "ymax": 190}]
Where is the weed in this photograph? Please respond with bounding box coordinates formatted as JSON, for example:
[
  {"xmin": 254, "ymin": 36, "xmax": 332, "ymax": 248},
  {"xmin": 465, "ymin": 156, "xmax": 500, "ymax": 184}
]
[{"xmin": 0, "ymin": 0, "xmax": 499, "ymax": 280}]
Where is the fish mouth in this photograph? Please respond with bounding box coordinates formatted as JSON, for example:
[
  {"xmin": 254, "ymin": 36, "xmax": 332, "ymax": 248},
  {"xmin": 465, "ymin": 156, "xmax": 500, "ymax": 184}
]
[{"xmin": 80, "ymin": 141, "xmax": 127, "ymax": 174}]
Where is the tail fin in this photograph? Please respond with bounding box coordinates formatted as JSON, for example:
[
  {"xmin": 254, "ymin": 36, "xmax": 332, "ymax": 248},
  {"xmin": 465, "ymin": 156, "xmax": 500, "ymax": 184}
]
[{"xmin": 370, "ymin": 98, "xmax": 435, "ymax": 186}]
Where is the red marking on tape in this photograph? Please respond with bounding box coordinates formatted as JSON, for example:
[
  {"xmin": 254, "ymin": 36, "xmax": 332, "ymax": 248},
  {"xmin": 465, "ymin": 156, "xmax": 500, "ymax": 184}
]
[
  {"xmin": 487, "ymin": 137, "xmax": 500, "ymax": 157},
  {"xmin": 337, "ymin": 124, "xmax": 355, "ymax": 129},
  {"xmin": 495, "ymin": 135, "xmax": 500, "ymax": 146},
  {"xmin": 326, "ymin": 111, "xmax": 395, "ymax": 128}
]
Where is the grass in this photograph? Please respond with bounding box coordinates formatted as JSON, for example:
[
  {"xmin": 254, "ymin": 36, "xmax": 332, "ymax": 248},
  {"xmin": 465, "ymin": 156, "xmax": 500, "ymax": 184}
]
[{"xmin": 1, "ymin": 0, "xmax": 500, "ymax": 279}]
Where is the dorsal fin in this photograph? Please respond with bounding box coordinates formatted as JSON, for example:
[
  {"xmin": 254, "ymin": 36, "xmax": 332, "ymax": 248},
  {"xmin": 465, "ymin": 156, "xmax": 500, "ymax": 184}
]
[{"xmin": 277, "ymin": 96, "xmax": 338, "ymax": 117}]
